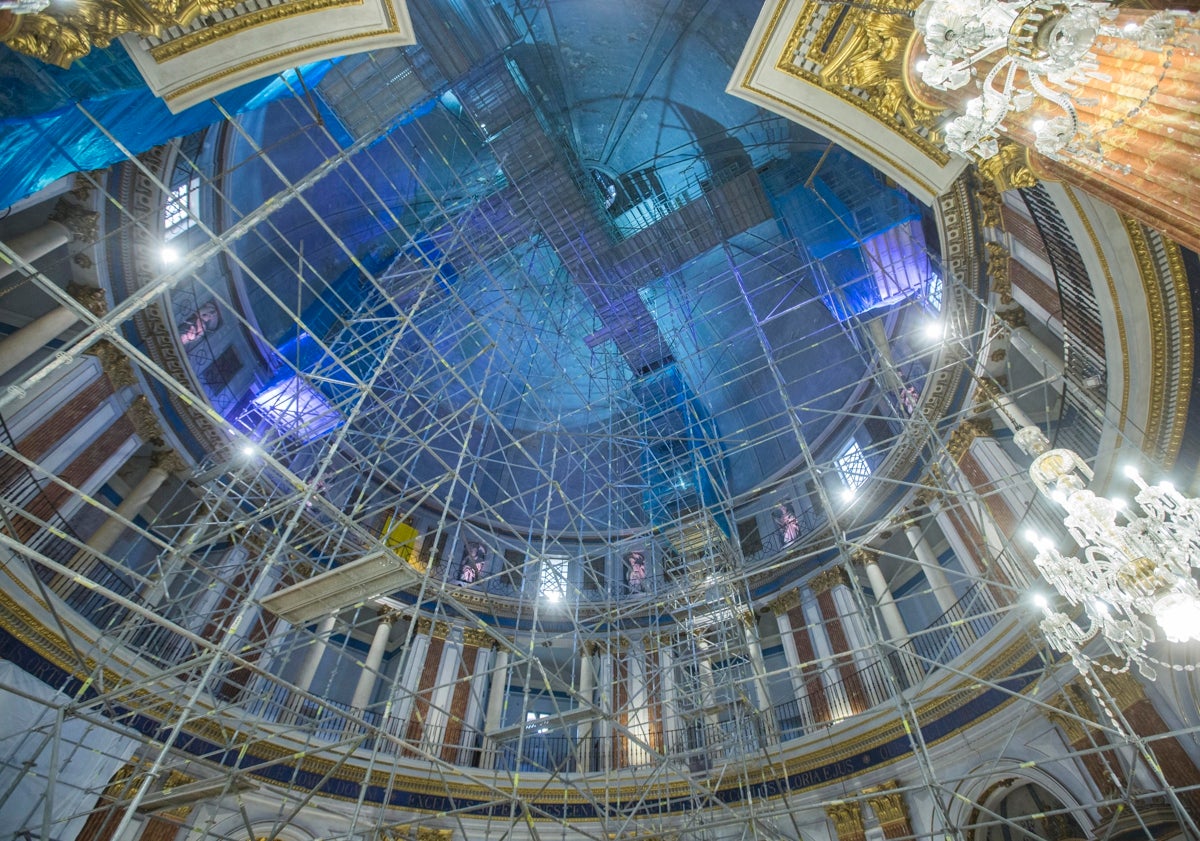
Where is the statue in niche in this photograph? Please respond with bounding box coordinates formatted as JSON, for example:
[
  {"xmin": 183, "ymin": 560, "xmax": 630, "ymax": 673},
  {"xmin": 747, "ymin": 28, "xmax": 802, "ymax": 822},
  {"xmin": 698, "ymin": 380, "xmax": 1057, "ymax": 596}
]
[
  {"xmin": 178, "ymin": 300, "xmax": 221, "ymax": 346},
  {"xmin": 773, "ymin": 502, "xmax": 800, "ymax": 545},
  {"xmin": 457, "ymin": 541, "xmax": 488, "ymax": 585},
  {"xmin": 624, "ymin": 550, "xmax": 647, "ymax": 593}
]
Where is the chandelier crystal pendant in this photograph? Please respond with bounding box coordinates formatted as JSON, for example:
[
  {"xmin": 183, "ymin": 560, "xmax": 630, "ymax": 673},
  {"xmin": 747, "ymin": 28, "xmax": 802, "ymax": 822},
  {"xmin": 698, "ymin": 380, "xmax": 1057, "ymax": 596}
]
[
  {"xmin": 913, "ymin": 0, "xmax": 1185, "ymax": 160},
  {"xmin": 1012, "ymin": 426, "xmax": 1200, "ymax": 677}
]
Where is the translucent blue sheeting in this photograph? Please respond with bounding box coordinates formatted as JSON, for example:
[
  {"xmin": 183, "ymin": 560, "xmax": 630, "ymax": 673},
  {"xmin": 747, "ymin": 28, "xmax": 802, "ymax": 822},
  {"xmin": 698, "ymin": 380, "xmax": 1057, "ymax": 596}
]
[
  {"xmin": 768, "ymin": 151, "xmax": 921, "ymax": 322},
  {"xmin": 0, "ymin": 46, "xmax": 328, "ymax": 212}
]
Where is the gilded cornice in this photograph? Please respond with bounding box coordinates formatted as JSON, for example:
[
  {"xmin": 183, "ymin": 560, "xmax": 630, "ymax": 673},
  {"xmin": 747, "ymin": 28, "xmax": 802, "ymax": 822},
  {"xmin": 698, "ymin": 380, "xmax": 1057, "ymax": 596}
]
[
  {"xmin": 151, "ymin": 448, "xmax": 188, "ymax": 474},
  {"xmin": 126, "ymin": 394, "xmax": 165, "ymax": 446},
  {"xmin": 1093, "ymin": 658, "xmax": 1147, "ymax": 711},
  {"xmin": 461, "ymin": 628, "xmax": 492, "ymax": 648},
  {"xmin": 994, "ymin": 306, "xmax": 1027, "ymax": 330},
  {"xmin": 848, "ymin": 548, "xmax": 878, "ymax": 568},
  {"xmin": 413, "ymin": 617, "xmax": 433, "ymax": 636},
  {"xmin": 1045, "ymin": 691, "xmax": 1091, "ymax": 744},
  {"xmin": 380, "ymin": 825, "xmax": 453, "ymax": 841},
  {"xmin": 377, "ymin": 607, "xmax": 401, "ymax": 626},
  {"xmin": 777, "ymin": 0, "xmax": 947, "ymax": 165},
  {"xmin": 1122, "ymin": 216, "xmax": 1191, "ymax": 467},
  {"xmin": 825, "ymin": 801, "xmax": 865, "ymax": 840},
  {"xmin": 975, "ymin": 140, "xmax": 1038, "ymax": 193},
  {"xmin": 945, "ymin": 418, "xmax": 993, "ymax": 463},
  {"xmin": 67, "ymin": 283, "xmax": 107, "ymax": 317},
  {"xmin": 0, "ymin": 0, "xmax": 228, "ymax": 67},
  {"xmin": 984, "ymin": 242, "xmax": 1013, "ymax": 305},
  {"xmin": 975, "ymin": 175, "xmax": 1005, "ymax": 231},
  {"xmin": 86, "ymin": 340, "xmax": 138, "ymax": 390},
  {"xmin": 148, "ymin": 0, "xmax": 358, "ymax": 61},
  {"xmin": 770, "ymin": 589, "xmax": 801, "ymax": 615},
  {"xmin": 863, "ymin": 780, "xmax": 909, "ymax": 829},
  {"xmin": 809, "ymin": 566, "xmax": 849, "ymax": 595},
  {"xmin": 49, "ymin": 199, "xmax": 100, "ymax": 243}
]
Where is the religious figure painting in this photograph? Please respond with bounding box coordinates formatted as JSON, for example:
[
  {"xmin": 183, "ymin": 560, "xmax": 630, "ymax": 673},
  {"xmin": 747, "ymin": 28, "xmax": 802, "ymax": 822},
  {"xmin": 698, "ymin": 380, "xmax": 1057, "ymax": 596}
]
[
  {"xmin": 773, "ymin": 502, "xmax": 800, "ymax": 545},
  {"xmin": 458, "ymin": 541, "xmax": 488, "ymax": 584}
]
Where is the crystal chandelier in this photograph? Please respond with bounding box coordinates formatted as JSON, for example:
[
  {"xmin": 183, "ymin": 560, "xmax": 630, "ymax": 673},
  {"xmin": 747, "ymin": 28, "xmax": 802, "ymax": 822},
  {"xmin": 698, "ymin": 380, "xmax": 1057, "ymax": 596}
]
[
  {"xmin": 1013, "ymin": 426, "xmax": 1200, "ymax": 677},
  {"xmin": 913, "ymin": 0, "xmax": 1185, "ymax": 160}
]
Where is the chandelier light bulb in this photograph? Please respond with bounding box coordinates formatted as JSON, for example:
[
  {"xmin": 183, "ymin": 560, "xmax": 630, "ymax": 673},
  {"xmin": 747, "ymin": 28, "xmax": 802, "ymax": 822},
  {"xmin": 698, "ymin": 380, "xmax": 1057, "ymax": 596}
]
[
  {"xmin": 1123, "ymin": 464, "xmax": 1141, "ymax": 480},
  {"xmin": 1033, "ymin": 593, "xmax": 1049, "ymax": 609},
  {"xmin": 1153, "ymin": 591, "xmax": 1200, "ymax": 643}
]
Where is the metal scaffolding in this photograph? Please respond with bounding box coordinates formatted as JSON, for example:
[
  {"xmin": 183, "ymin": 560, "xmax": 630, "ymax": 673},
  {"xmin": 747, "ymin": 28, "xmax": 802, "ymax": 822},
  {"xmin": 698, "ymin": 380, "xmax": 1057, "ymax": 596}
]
[{"xmin": 0, "ymin": 6, "xmax": 1197, "ymax": 841}]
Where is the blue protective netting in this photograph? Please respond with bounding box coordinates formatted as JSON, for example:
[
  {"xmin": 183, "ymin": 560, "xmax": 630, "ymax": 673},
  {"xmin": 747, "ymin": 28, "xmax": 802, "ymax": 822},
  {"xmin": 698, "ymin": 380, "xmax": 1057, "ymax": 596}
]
[{"xmin": 0, "ymin": 44, "xmax": 330, "ymax": 211}]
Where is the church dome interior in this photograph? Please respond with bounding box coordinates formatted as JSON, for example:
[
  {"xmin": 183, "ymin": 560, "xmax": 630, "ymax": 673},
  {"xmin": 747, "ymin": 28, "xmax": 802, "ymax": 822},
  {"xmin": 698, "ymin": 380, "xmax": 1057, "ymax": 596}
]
[{"xmin": 1, "ymin": 1, "xmax": 1199, "ymax": 841}]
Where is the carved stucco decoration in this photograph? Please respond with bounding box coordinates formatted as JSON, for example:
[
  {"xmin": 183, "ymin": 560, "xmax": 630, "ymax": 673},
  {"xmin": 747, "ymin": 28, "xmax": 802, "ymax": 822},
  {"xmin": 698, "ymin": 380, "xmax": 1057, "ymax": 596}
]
[
  {"xmin": 815, "ymin": 7, "xmax": 945, "ymax": 150},
  {"xmin": 976, "ymin": 140, "xmax": 1039, "ymax": 193},
  {"xmin": 111, "ymin": 145, "xmax": 230, "ymax": 458}
]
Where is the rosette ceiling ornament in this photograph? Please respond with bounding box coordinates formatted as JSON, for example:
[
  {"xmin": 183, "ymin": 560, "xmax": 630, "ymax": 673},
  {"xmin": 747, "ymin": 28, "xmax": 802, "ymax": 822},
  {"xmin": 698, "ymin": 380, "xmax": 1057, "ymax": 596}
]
[
  {"xmin": 1012, "ymin": 425, "xmax": 1200, "ymax": 679},
  {"xmin": 913, "ymin": 0, "xmax": 1194, "ymax": 159}
]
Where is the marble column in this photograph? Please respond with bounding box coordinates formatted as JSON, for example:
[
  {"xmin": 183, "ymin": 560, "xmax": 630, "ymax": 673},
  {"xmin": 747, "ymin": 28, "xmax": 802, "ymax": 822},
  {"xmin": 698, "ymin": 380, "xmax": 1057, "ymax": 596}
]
[
  {"xmin": 479, "ymin": 645, "xmax": 510, "ymax": 769},
  {"xmin": 740, "ymin": 611, "xmax": 777, "ymax": 742},
  {"xmin": 626, "ymin": 638, "xmax": 650, "ymax": 766},
  {"xmin": 575, "ymin": 642, "xmax": 596, "ymax": 772},
  {"xmin": 695, "ymin": 636, "xmax": 720, "ymax": 732},
  {"xmin": 404, "ymin": 622, "xmax": 447, "ymax": 751},
  {"xmin": 658, "ymin": 637, "xmax": 682, "ymax": 756},
  {"xmin": 351, "ymin": 608, "xmax": 398, "ymax": 710},
  {"xmin": 455, "ymin": 631, "xmax": 493, "ymax": 765},
  {"xmin": 784, "ymin": 594, "xmax": 832, "ymax": 726},
  {"xmin": 771, "ymin": 594, "xmax": 809, "ymax": 703},
  {"xmin": 0, "ymin": 283, "xmax": 106, "ymax": 377},
  {"xmin": 84, "ymin": 451, "xmax": 179, "ymax": 557},
  {"xmin": 944, "ymin": 418, "xmax": 1025, "ymax": 593},
  {"xmin": 927, "ymin": 491, "xmax": 985, "ymax": 580},
  {"xmin": 389, "ymin": 618, "xmax": 433, "ymax": 735},
  {"xmin": 850, "ymin": 550, "xmax": 909, "ymax": 644},
  {"xmin": 1009, "ymin": 323, "xmax": 1065, "ymax": 384},
  {"xmin": 294, "ymin": 611, "xmax": 339, "ymax": 695},
  {"xmin": 901, "ymin": 514, "xmax": 959, "ymax": 616},
  {"xmin": 810, "ymin": 568, "xmax": 869, "ymax": 716},
  {"xmin": 0, "ymin": 200, "xmax": 98, "ymax": 282},
  {"xmin": 423, "ymin": 630, "xmax": 464, "ymax": 754}
]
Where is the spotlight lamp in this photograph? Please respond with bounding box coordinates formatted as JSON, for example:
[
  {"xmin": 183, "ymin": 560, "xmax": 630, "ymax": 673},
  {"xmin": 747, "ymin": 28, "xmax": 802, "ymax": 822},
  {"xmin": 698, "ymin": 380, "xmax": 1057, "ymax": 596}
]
[{"xmin": 1015, "ymin": 426, "xmax": 1200, "ymax": 677}]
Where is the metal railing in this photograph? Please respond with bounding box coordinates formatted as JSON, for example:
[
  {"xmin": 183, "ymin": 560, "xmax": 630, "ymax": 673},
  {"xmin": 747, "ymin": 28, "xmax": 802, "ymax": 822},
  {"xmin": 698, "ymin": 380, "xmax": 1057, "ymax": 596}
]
[
  {"xmin": 0, "ymin": 413, "xmax": 136, "ymax": 629},
  {"xmin": 235, "ymin": 580, "xmax": 1001, "ymax": 771}
]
